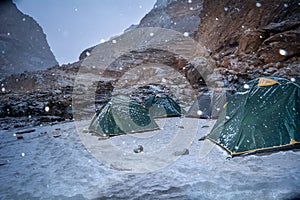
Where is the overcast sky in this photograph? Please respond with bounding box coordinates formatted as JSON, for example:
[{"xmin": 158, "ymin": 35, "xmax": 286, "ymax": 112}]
[{"xmin": 13, "ymin": 0, "xmax": 156, "ymax": 64}]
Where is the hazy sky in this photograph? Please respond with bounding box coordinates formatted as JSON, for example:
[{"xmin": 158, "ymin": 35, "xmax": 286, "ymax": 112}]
[{"xmin": 13, "ymin": 0, "xmax": 156, "ymax": 64}]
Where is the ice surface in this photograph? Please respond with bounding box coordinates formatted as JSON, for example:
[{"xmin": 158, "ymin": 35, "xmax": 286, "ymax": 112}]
[{"xmin": 0, "ymin": 118, "xmax": 299, "ymax": 199}]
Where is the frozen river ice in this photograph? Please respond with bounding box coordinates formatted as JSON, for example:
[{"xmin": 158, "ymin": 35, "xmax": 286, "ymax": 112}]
[{"xmin": 0, "ymin": 117, "xmax": 299, "ymax": 199}]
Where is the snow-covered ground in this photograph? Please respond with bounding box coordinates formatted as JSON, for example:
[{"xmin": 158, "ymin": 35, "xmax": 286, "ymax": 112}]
[{"xmin": 0, "ymin": 117, "xmax": 299, "ymax": 199}]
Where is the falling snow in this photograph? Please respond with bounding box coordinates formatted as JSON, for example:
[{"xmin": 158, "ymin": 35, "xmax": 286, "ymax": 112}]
[
  {"xmin": 284, "ymin": 4, "xmax": 288, "ymax": 8},
  {"xmin": 224, "ymin": 7, "xmax": 229, "ymax": 11},
  {"xmin": 1, "ymin": 87, "xmax": 5, "ymax": 92},
  {"xmin": 197, "ymin": 110, "xmax": 203, "ymax": 116},
  {"xmin": 243, "ymin": 84, "xmax": 250, "ymax": 89},
  {"xmin": 256, "ymin": 2, "xmax": 262, "ymax": 7},
  {"xmin": 21, "ymin": 153, "xmax": 25, "ymax": 157},
  {"xmin": 291, "ymin": 78, "xmax": 296, "ymax": 82},
  {"xmin": 45, "ymin": 106, "xmax": 50, "ymax": 112},
  {"xmin": 150, "ymin": 32, "xmax": 154, "ymax": 37},
  {"xmin": 279, "ymin": 49, "xmax": 287, "ymax": 56},
  {"xmin": 112, "ymin": 40, "xmax": 117, "ymax": 44},
  {"xmin": 183, "ymin": 32, "xmax": 189, "ymax": 37},
  {"xmin": 100, "ymin": 39, "xmax": 106, "ymax": 43},
  {"xmin": 188, "ymin": 0, "xmax": 192, "ymax": 3}
]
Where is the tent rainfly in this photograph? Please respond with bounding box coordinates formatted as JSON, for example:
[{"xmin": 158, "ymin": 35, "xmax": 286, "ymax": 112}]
[
  {"xmin": 186, "ymin": 89, "xmax": 228, "ymax": 119},
  {"xmin": 201, "ymin": 77, "xmax": 300, "ymax": 156},
  {"xmin": 143, "ymin": 94, "xmax": 184, "ymax": 118},
  {"xmin": 89, "ymin": 95, "xmax": 159, "ymax": 136}
]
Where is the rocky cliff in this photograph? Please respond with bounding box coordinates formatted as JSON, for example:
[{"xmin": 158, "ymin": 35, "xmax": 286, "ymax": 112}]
[
  {"xmin": 136, "ymin": 0, "xmax": 300, "ymax": 87},
  {"xmin": 1, "ymin": 0, "xmax": 299, "ymax": 125},
  {"xmin": 0, "ymin": 0, "xmax": 58, "ymax": 80},
  {"xmin": 137, "ymin": 0, "xmax": 203, "ymax": 38},
  {"xmin": 197, "ymin": 0, "xmax": 300, "ymax": 87}
]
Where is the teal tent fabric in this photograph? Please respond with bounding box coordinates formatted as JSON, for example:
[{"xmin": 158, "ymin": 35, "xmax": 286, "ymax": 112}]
[
  {"xmin": 205, "ymin": 77, "xmax": 300, "ymax": 156},
  {"xmin": 143, "ymin": 94, "xmax": 184, "ymax": 118},
  {"xmin": 89, "ymin": 95, "xmax": 159, "ymax": 136}
]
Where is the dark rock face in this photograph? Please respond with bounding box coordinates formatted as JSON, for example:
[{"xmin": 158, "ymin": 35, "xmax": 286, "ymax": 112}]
[
  {"xmin": 0, "ymin": 0, "xmax": 58, "ymax": 80},
  {"xmin": 0, "ymin": 61, "xmax": 115, "ymax": 122},
  {"xmin": 1, "ymin": 0, "xmax": 300, "ymax": 129},
  {"xmin": 138, "ymin": 0, "xmax": 203, "ymax": 37},
  {"xmin": 197, "ymin": 0, "xmax": 300, "ymax": 87}
]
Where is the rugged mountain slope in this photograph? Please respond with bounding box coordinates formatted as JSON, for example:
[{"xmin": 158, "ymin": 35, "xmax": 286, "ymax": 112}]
[
  {"xmin": 197, "ymin": 0, "xmax": 300, "ymax": 86},
  {"xmin": 1, "ymin": 0, "xmax": 299, "ymax": 124},
  {"xmin": 137, "ymin": 0, "xmax": 203, "ymax": 37},
  {"xmin": 0, "ymin": 0, "xmax": 58, "ymax": 80}
]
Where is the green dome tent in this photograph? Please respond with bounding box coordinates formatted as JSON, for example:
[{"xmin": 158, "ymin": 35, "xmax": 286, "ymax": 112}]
[
  {"xmin": 143, "ymin": 94, "xmax": 185, "ymax": 118},
  {"xmin": 89, "ymin": 95, "xmax": 159, "ymax": 136},
  {"xmin": 201, "ymin": 77, "xmax": 300, "ymax": 156}
]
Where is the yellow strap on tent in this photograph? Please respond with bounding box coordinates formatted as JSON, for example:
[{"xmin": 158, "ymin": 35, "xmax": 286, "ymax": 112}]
[
  {"xmin": 258, "ymin": 77, "xmax": 280, "ymax": 87},
  {"xmin": 290, "ymin": 139, "xmax": 297, "ymax": 144}
]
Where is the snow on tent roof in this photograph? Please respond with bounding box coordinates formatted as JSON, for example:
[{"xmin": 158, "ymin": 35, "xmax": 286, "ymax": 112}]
[
  {"xmin": 88, "ymin": 95, "xmax": 159, "ymax": 136},
  {"xmin": 202, "ymin": 77, "xmax": 300, "ymax": 156}
]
